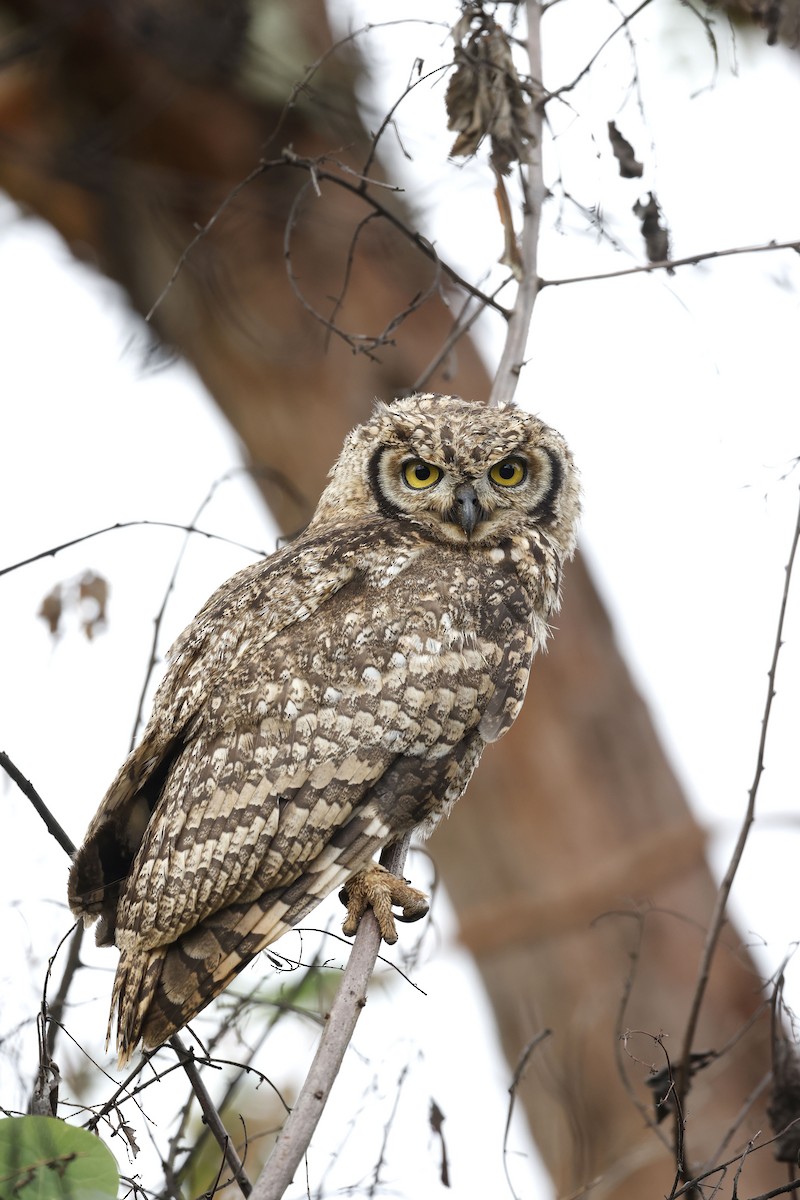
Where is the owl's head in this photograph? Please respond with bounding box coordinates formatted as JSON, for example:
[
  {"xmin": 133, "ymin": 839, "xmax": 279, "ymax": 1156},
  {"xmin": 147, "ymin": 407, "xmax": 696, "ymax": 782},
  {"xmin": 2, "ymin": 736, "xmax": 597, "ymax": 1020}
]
[{"xmin": 311, "ymin": 393, "xmax": 580, "ymax": 557}]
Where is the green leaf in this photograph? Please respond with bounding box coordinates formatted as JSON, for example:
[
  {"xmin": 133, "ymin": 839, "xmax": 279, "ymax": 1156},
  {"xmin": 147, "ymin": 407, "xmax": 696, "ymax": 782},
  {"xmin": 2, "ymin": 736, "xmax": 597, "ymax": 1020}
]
[{"xmin": 0, "ymin": 1116, "xmax": 118, "ymax": 1200}]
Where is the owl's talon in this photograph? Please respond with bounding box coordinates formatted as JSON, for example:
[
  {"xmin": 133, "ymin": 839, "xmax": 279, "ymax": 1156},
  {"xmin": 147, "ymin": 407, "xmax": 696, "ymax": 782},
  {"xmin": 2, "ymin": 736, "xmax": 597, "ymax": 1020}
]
[{"xmin": 340, "ymin": 863, "xmax": 429, "ymax": 944}]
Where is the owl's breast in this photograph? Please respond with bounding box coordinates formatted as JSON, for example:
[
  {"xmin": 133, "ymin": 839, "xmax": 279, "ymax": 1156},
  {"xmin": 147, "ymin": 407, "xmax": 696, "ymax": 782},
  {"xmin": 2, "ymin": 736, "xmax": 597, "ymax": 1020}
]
[{"xmin": 374, "ymin": 541, "xmax": 534, "ymax": 640}]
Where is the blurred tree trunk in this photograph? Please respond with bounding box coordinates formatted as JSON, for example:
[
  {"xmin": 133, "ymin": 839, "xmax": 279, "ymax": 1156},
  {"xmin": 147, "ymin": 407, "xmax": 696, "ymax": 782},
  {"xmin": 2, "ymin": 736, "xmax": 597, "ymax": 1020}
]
[{"xmin": 0, "ymin": 2, "xmax": 784, "ymax": 1194}]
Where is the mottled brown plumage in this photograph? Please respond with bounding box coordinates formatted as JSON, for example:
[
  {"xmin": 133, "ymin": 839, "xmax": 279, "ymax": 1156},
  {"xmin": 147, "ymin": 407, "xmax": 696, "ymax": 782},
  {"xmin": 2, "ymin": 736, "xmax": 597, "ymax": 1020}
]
[{"xmin": 68, "ymin": 394, "xmax": 580, "ymax": 1064}]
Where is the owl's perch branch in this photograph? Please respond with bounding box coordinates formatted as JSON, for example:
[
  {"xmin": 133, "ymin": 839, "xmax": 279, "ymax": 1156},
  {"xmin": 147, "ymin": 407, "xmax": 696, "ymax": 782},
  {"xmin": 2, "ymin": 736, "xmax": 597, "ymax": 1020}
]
[
  {"xmin": 250, "ymin": 835, "xmax": 412, "ymax": 1200},
  {"xmin": 488, "ymin": 0, "xmax": 545, "ymax": 410}
]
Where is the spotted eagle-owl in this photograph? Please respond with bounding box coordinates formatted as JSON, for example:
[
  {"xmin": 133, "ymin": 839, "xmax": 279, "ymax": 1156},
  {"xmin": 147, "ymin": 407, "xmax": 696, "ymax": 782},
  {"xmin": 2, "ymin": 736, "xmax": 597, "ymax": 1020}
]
[{"xmin": 68, "ymin": 393, "xmax": 580, "ymax": 1064}]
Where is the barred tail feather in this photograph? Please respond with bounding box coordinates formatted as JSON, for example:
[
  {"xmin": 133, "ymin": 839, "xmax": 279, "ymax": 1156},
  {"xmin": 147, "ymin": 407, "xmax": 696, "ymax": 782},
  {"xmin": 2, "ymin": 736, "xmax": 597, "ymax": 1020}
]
[{"xmin": 111, "ymin": 944, "xmax": 169, "ymax": 1067}]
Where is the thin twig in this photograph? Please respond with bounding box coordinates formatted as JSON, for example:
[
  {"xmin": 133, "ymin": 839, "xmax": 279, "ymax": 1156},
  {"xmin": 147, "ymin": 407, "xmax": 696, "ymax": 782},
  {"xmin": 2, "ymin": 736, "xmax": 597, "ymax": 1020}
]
[
  {"xmin": 540, "ymin": 237, "xmax": 800, "ymax": 289},
  {"xmin": 249, "ymin": 836, "xmax": 412, "ymax": 1200},
  {"xmin": 283, "ymin": 172, "xmax": 441, "ymax": 356},
  {"xmin": 5, "ymin": 756, "xmax": 248, "ymax": 1195},
  {"xmin": 502, "ymin": 1028, "xmax": 552, "ymax": 1200},
  {"xmin": 678, "ymin": 485, "xmax": 800, "ymax": 1112},
  {"xmin": 169, "ymin": 1034, "xmax": 252, "ymax": 1198},
  {"xmin": 276, "ymin": 151, "xmax": 511, "ymax": 318},
  {"xmin": 412, "ymin": 275, "xmax": 515, "ymax": 392},
  {"xmin": 745, "ymin": 1183, "xmax": 800, "ymax": 1200},
  {"xmin": 544, "ymin": 0, "xmax": 654, "ymax": 101},
  {"xmin": 0, "ymin": 751, "xmax": 76, "ymax": 857},
  {"xmin": 0, "ymin": 520, "xmax": 267, "ymax": 581},
  {"xmin": 44, "ymin": 923, "xmax": 84, "ymax": 1059},
  {"xmin": 127, "ymin": 467, "xmax": 278, "ymax": 751},
  {"xmin": 489, "ymin": 0, "xmax": 545, "ymax": 407},
  {"xmin": 601, "ymin": 909, "xmax": 672, "ymax": 1151}
]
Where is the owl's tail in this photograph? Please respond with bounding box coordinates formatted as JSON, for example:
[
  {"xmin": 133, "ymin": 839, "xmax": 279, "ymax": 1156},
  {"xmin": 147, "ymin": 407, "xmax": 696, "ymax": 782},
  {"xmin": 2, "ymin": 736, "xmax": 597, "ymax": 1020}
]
[
  {"xmin": 111, "ymin": 943, "xmax": 169, "ymax": 1067},
  {"xmin": 110, "ymin": 867, "xmax": 353, "ymax": 1064}
]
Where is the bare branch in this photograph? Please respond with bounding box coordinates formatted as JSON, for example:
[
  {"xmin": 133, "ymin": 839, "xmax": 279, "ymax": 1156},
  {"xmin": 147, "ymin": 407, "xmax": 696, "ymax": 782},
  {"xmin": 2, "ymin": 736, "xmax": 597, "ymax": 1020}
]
[
  {"xmin": 169, "ymin": 1034, "xmax": 253, "ymax": 1198},
  {"xmin": 678, "ymin": 484, "xmax": 800, "ymax": 1108},
  {"xmin": 0, "ymin": 750, "xmax": 76, "ymax": 857},
  {"xmin": 541, "ymin": 237, "xmax": 800, "ymax": 289},
  {"xmin": 489, "ymin": 0, "xmax": 545, "ymax": 407},
  {"xmin": 44, "ymin": 924, "xmax": 84, "ymax": 1060},
  {"xmin": 502, "ymin": 1028, "xmax": 552, "ymax": 1199},
  {"xmin": 544, "ymin": 0, "xmax": 654, "ymax": 101},
  {"xmin": 283, "ymin": 174, "xmax": 441, "ymax": 357},
  {"xmin": 277, "ymin": 150, "xmax": 509, "ymax": 317},
  {"xmin": 0, "ymin": 520, "xmax": 267, "ymax": 581},
  {"xmin": 250, "ymin": 836, "xmax": 412, "ymax": 1200}
]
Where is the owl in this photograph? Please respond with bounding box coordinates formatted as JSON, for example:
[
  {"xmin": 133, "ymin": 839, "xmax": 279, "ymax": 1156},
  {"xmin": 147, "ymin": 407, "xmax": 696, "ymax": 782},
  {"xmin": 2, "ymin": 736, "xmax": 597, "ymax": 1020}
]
[{"xmin": 68, "ymin": 393, "xmax": 580, "ymax": 1065}]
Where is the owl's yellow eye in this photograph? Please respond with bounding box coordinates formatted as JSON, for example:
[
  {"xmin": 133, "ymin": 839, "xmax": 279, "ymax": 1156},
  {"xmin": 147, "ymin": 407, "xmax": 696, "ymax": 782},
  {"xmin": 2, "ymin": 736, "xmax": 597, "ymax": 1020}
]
[
  {"xmin": 489, "ymin": 458, "xmax": 527, "ymax": 488},
  {"xmin": 402, "ymin": 459, "xmax": 442, "ymax": 490}
]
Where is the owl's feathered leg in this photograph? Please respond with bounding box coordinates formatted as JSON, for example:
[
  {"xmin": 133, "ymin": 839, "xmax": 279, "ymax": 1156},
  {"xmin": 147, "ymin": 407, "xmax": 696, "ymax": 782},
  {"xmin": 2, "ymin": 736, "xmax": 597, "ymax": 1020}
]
[{"xmin": 339, "ymin": 863, "xmax": 429, "ymax": 944}]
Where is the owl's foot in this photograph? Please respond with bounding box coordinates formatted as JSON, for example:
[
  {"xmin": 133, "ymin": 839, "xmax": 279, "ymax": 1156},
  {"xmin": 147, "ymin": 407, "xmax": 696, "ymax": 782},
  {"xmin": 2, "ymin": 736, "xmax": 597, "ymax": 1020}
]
[{"xmin": 339, "ymin": 863, "xmax": 429, "ymax": 945}]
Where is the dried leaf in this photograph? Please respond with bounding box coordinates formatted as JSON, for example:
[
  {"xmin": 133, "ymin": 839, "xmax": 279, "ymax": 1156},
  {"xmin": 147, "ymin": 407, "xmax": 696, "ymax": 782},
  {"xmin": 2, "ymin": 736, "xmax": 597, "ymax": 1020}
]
[
  {"xmin": 38, "ymin": 584, "xmax": 63, "ymax": 637},
  {"xmin": 446, "ymin": 7, "xmax": 535, "ymax": 174},
  {"xmin": 494, "ymin": 168, "xmax": 523, "ymax": 280},
  {"xmin": 38, "ymin": 571, "xmax": 109, "ymax": 641},
  {"xmin": 120, "ymin": 1121, "xmax": 140, "ymax": 1159},
  {"xmin": 78, "ymin": 570, "xmax": 109, "ymax": 640},
  {"xmin": 608, "ymin": 120, "xmax": 643, "ymax": 178},
  {"xmin": 633, "ymin": 192, "xmax": 672, "ymax": 271}
]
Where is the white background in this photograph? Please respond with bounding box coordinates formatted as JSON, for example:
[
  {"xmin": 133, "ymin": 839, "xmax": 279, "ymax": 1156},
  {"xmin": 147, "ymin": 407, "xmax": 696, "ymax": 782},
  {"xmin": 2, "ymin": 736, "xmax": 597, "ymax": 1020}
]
[{"xmin": 1, "ymin": 2, "xmax": 800, "ymax": 1196}]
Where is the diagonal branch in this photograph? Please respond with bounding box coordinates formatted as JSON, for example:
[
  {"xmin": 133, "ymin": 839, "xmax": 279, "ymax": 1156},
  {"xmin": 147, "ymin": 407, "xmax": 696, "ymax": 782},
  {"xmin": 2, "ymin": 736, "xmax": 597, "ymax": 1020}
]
[
  {"xmin": 249, "ymin": 835, "xmax": 411, "ymax": 1200},
  {"xmin": 169, "ymin": 1034, "xmax": 252, "ymax": 1198},
  {"xmin": 0, "ymin": 750, "xmax": 76, "ymax": 857}
]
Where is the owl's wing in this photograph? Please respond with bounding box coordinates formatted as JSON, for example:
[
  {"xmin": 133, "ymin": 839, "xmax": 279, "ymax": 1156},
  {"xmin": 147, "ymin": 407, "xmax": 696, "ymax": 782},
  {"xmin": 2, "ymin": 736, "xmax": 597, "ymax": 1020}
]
[
  {"xmin": 113, "ymin": 586, "xmax": 495, "ymax": 955},
  {"xmin": 106, "ymin": 580, "xmax": 501, "ymax": 1059},
  {"xmin": 477, "ymin": 620, "xmax": 536, "ymax": 742},
  {"xmin": 115, "ymin": 732, "xmax": 486, "ymax": 1058},
  {"xmin": 68, "ymin": 534, "xmax": 366, "ymax": 936}
]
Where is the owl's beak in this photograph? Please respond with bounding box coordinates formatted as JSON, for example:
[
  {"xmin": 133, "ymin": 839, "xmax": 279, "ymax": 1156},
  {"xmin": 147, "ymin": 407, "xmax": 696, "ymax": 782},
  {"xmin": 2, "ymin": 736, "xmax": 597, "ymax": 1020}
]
[{"xmin": 452, "ymin": 483, "xmax": 482, "ymax": 536}]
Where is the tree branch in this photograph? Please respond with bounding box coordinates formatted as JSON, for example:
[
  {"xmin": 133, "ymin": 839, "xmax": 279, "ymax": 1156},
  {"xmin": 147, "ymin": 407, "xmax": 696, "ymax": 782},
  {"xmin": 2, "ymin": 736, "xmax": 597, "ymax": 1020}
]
[
  {"xmin": 169, "ymin": 1034, "xmax": 253, "ymax": 1198},
  {"xmin": 489, "ymin": 0, "xmax": 545, "ymax": 407},
  {"xmin": 0, "ymin": 750, "xmax": 76, "ymax": 857},
  {"xmin": 0, "ymin": 520, "xmax": 267, "ymax": 581},
  {"xmin": 250, "ymin": 835, "xmax": 411, "ymax": 1200},
  {"xmin": 540, "ymin": 237, "xmax": 800, "ymax": 289},
  {"xmin": 678, "ymin": 484, "xmax": 800, "ymax": 1116}
]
